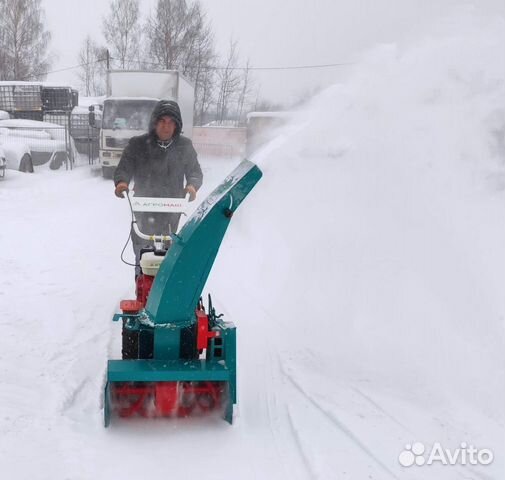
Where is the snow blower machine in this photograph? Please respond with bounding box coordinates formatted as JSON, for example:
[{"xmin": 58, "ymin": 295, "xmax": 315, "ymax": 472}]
[{"xmin": 104, "ymin": 160, "xmax": 262, "ymax": 426}]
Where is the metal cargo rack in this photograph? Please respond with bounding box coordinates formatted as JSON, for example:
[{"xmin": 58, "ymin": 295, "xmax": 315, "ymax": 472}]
[
  {"xmin": 0, "ymin": 83, "xmax": 43, "ymax": 112},
  {"xmin": 0, "ymin": 85, "xmax": 14, "ymax": 111},
  {"xmin": 41, "ymin": 86, "xmax": 75, "ymax": 111}
]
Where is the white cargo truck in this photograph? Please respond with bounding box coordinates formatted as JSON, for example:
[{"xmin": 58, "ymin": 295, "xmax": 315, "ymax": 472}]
[{"xmin": 91, "ymin": 70, "xmax": 194, "ymax": 179}]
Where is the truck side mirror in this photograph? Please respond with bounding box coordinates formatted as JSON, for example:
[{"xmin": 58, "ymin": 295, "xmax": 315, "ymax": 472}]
[{"xmin": 88, "ymin": 105, "xmax": 101, "ymax": 128}]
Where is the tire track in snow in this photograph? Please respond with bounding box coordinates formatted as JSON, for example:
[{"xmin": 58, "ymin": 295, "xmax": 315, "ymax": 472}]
[
  {"xmin": 464, "ymin": 466, "xmax": 496, "ymax": 480},
  {"xmin": 221, "ymin": 284, "xmax": 317, "ymax": 480},
  {"xmin": 285, "ymin": 407, "xmax": 321, "ymax": 480},
  {"xmin": 350, "ymin": 386, "xmax": 416, "ymax": 436},
  {"xmin": 263, "ymin": 341, "xmax": 317, "ymax": 480},
  {"xmin": 278, "ymin": 360, "xmax": 400, "ymax": 480},
  {"xmin": 47, "ymin": 328, "xmax": 109, "ymax": 363},
  {"xmin": 48, "ymin": 293, "xmax": 123, "ymax": 417},
  {"xmin": 61, "ymin": 376, "xmax": 90, "ymax": 413},
  {"xmin": 239, "ymin": 284, "xmax": 319, "ymax": 479}
]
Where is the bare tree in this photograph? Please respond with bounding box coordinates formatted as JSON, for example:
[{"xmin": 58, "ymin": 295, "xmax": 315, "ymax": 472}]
[
  {"xmin": 236, "ymin": 58, "xmax": 254, "ymax": 125},
  {"xmin": 183, "ymin": 3, "xmax": 216, "ymax": 124},
  {"xmin": 194, "ymin": 67, "xmax": 215, "ymax": 125},
  {"xmin": 146, "ymin": 0, "xmax": 190, "ymax": 70},
  {"xmin": 146, "ymin": 0, "xmax": 216, "ymax": 124},
  {"xmin": 179, "ymin": 2, "xmax": 210, "ymax": 75},
  {"xmin": 102, "ymin": 0, "xmax": 141, "ymax": 69},
  {"xmin": 76, "ymin": 36, "xmax": 107, "ymax": 96},
  {"xmin": 0, "ymin": 0, "xmax": 51, "ymax": 80},
  {"xmin": 215, "ymin": 39, "xmax": 241, "ymax": 124}
]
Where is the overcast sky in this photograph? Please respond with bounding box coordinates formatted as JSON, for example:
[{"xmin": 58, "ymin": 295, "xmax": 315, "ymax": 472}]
[{"xmin": 43, "ymin": 0, "xmax": 504, "ymax": 103}]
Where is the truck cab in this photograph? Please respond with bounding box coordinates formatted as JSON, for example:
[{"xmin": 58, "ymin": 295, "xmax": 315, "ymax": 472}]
[{"xmin": 99, "ymin": 97, "xmax": 158, "ymax": 179}]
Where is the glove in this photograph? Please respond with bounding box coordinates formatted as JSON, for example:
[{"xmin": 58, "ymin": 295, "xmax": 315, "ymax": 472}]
[
  {"xmin": 115, "ymin": 182, "xmax": 129, "ymax": 198},
  {"xmin": 184, "ymin": 184, "xmax": 197, "ymax": 202}
]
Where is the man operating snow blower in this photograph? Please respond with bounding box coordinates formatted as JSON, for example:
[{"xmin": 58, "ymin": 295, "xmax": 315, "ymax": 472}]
[
  {"xmin": 113, "ymin": 100, "xmax": 203, "ymax": 276},
  {"xmin": 104, "ymin": 156, "xmax": 262, "ymax": 426}
]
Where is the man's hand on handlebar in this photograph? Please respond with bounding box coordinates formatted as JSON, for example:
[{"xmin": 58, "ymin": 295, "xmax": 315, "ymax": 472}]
[
  {"xmin": 115, "ymin": 182, "xmax": 129, "ymax": 198},
  {"xmin": 184, "ymin": 184, "xmax": 197, "ymax": 202}
]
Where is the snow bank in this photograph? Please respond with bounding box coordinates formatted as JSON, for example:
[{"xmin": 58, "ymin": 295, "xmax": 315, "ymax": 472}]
[{"xmin": 78, "ymin": 95, "xmax": 106, "ymax": 107}]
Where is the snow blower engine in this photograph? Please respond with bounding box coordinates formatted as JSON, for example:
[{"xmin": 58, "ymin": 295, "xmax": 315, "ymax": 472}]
[{"xmin": 104, "ymin": 160, "xmax": 262, "ymax": 426}]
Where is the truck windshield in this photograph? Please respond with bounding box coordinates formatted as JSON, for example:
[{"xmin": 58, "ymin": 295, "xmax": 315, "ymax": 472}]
[{"xmin": 102, "ymin": 99, "xmax": 158, "ymax": 130}]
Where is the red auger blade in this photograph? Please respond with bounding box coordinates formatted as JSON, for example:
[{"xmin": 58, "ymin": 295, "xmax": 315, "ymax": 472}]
[{"xmin": 109, "ymin": 381, "xmax": 229, "ymax": 420}]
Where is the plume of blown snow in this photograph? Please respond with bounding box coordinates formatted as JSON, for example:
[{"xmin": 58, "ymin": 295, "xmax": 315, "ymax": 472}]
[{"xmin": 210, "ymin": 11, "xmax": 505, "ymax": 426}]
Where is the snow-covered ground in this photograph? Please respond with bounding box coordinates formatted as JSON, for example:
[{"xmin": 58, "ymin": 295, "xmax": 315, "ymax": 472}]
[{"xmin": 1, "ymin": 12, "xmax": 504, "ymax": 480}]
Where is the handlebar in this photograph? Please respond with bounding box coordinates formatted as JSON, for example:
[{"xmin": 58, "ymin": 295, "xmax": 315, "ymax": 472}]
[
  {"xmin": 126, "ymin": 191, "xmax": 190, "ymax": 244},
  {"xmin": 131, "ymin": 222, "xmax": 172, "ymax": 243}
]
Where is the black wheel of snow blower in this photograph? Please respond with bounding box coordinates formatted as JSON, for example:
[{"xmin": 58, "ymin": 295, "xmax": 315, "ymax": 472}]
[
  {"xmin": 180, "ymin": 324, "xmax": 198, "ymax": 359},
  {"xmin": 122, "ymin": 320, "xmax": 139, "ymax": 359},
  {"xmin": 138, "ymin": 329, "xmax": 154, "ymax": 359}
]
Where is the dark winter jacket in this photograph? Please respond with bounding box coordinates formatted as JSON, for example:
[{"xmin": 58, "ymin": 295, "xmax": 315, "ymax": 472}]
[
  {"xmin": 114, "ymin": 133, "xmax": 203, "ymax": 197},
  {"xmin": 114, "ymin": 100, "xmax": 203, "ymax": 198}
]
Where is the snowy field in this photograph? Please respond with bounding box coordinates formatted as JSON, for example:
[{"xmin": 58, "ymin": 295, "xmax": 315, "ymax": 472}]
[{"xmin": 1, "ymin": 12, "xmax": 504, "ymax": 480}]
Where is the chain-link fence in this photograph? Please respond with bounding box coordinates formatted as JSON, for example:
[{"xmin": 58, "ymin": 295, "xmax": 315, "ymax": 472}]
[{"xmin": 70, "ymin": 107, "xmax": 100, "ymax": 163}]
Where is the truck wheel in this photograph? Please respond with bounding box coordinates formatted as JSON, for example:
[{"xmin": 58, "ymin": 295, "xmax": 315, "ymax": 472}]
[
  {"xmin": 19, "ymin": 154, "xmax": 34, "ymax": 173},
  {"xmin": 102, "ymin": 165, "xmax": 115, "ymax": 179}
]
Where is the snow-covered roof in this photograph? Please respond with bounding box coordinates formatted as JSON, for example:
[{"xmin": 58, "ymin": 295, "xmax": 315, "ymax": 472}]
[
  {"xmin": 78, "ymin": 96, "xmax": 106, "ymax": 107},
  {"xmin": 0, "ymin": 119, "xmax": 64, "ymax": 129},
  {"xmin": 0, "ymin": 81, "xmax": 77, "ymax": 89},
  {"xmin": 2, "ymin": 128, "xmax": 51, "ymax": 140},
  {"xmin": 105, "ymin": 96, "xmax": 160, "ymax": 102},
  {"xmin": 41, "ymin": 83, "xmax": 72, "ymax": 89},
  {"xmin": 0, "ymin": 81, "xmax": 41, "ymax": 87},
  {"xmin": 246, "ymin": 111, "xmax": 292, "ymax": 119},
  {"xmin": 199, "ymin": 125, "xmax": 245, "ymax": 129},
  {"xmin": 72, "ymin": 106, "xmax": 92, "ymax": 115}
]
